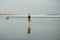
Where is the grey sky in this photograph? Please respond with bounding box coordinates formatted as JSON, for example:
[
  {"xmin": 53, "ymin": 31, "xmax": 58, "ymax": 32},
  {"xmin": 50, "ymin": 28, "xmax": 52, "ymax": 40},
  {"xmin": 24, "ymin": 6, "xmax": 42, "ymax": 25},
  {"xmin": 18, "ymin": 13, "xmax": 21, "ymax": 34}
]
[{"xmin": 0, "ymin": 0, "xmax": 60, "ymax": 14}]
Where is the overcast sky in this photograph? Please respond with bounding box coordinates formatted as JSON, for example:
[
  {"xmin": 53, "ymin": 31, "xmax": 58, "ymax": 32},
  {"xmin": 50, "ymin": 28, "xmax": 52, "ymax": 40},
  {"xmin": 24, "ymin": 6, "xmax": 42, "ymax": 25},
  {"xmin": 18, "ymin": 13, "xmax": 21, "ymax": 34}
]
[{"xmin": 0, "ymin": 0, "xmax": 60, "ymax": 14}]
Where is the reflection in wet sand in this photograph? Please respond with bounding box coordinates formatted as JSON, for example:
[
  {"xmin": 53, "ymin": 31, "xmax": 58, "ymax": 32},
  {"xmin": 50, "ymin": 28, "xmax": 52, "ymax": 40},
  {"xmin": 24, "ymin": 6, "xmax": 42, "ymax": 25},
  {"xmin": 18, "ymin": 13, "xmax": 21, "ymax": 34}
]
[{"xmin": 28, "ymin": 26, "xmax": 31, "ymax": 34}]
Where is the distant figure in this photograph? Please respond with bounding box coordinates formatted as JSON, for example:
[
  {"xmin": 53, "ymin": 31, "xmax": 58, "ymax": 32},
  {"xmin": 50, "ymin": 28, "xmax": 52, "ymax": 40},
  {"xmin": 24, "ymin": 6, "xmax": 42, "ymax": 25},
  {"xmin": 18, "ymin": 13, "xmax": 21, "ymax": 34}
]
[
  {"xmin": 28, "ymin": 14, "xmax": 31, "ymax": 34},
  {"xmin": 28, "ymin": 14, "xmax": 31, "ymax": 22}
]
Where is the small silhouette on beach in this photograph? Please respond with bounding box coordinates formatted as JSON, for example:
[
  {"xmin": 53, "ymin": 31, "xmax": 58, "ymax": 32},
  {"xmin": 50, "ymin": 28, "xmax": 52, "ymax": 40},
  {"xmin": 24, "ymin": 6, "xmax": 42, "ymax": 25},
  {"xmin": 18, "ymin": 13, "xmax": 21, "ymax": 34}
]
[
  {"xmin": 28, "ymin": 14, "xmax": 31, "ymax": 34},
  {"xmin": 28, "ymin": 14, "xmax": 31, "ymax": 22}
]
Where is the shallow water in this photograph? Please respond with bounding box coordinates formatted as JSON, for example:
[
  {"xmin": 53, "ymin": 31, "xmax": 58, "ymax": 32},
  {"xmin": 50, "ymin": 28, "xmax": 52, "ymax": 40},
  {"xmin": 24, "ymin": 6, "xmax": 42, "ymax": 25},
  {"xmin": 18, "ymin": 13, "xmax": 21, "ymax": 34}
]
[{"xmin": 0, "ymin": 18, "xmax": 60, "ymax": 40}]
